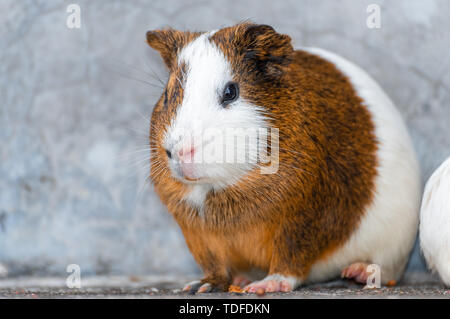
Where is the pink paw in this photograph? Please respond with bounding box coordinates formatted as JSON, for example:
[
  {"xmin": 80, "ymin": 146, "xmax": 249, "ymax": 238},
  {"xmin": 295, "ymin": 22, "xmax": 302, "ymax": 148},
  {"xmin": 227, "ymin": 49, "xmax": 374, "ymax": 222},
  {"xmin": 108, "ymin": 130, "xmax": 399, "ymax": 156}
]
[
  {"xmin": 341, "ymin": 262, "xmax": 370, "ymax": 284},
  {"xmin": 243, "ymin": 275, "xmax": 298, "ymax": 293},
  {"xmin": 182, "ymin": 280, "xmax": 202, "ymax": 292},
  {"xmin": 182, "ymin": 280, "xmax": 220, "ymax": 293}
]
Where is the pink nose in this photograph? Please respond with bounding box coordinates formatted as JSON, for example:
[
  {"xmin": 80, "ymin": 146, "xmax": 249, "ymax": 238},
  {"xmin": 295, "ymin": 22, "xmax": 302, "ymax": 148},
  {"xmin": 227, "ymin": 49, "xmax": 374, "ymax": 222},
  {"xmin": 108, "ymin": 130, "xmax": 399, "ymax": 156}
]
[{"xmin": 178, "ymin": 146, "xmax": 195, "ymax": 163}]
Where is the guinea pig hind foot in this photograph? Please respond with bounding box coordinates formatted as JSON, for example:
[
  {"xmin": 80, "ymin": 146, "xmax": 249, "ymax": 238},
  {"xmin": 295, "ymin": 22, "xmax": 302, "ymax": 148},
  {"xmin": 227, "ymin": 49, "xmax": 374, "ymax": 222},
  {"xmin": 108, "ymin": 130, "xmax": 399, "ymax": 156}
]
[
  {"xmin": 341, "ymin": 262, "xmax": 373, "ymax": 284},
  {"xmin": 341, "ymin": 262, "xmax": 399, "ymax": 287}
]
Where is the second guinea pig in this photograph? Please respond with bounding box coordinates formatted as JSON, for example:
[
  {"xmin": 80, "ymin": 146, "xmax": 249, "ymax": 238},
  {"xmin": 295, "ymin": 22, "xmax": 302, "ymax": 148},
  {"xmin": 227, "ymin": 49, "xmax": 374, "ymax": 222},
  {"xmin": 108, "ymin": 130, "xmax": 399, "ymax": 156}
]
[
  {"xmin": 146, "ymin": 23, "xmax": 421, "ymax": 293},
  {"xmin": 420, "ymin": 157, "xmax": 450, "ymax": 286}
]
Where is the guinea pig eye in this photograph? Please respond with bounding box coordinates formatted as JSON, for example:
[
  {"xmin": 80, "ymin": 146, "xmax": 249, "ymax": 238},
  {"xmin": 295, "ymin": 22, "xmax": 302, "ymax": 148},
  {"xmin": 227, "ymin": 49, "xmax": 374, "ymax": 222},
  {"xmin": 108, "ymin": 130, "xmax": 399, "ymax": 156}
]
[{"xmin": 221, "ymin": 82, "xmax": 239, "ymax": 106}]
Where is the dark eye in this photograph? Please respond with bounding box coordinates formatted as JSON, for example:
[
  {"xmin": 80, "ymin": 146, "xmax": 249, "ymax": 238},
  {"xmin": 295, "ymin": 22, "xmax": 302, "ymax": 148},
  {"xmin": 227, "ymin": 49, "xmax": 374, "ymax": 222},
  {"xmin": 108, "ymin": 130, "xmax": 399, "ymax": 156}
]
[{"xmin": 221, "ymin": 82, "xmax": 239, "ymax": 106}]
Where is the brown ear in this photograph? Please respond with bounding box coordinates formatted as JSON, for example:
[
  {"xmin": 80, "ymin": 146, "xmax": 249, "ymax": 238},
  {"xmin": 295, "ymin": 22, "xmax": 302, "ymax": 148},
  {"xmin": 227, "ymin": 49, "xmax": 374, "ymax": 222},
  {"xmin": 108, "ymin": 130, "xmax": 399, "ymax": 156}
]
[
  {"xmin": 146, "ymin": 29, "xmax": 200, "ymax": 70},
  {"xmin": 238, "ymin": 24, "xmax": 293, "ymax": 77}
]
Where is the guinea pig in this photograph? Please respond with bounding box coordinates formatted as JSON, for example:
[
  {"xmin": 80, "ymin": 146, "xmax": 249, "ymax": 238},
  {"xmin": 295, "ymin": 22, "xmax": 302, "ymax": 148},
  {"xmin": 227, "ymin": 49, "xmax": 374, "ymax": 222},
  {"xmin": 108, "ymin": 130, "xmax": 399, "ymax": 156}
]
[
  {"xmin": 420, "ymin": 157, "xmax": 450, "ymax": 286},
  {"xmin": 146, "ymin": 23, "xmax": 421, "ymax": 293}
]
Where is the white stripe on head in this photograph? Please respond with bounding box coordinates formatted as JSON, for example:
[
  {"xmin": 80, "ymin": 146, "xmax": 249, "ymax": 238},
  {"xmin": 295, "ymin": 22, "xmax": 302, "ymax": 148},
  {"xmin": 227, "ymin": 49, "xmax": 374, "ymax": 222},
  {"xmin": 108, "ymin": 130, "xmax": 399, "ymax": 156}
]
[{"xmin": 163, "ymin": 32, "xmax": 268, "ymax": 203}]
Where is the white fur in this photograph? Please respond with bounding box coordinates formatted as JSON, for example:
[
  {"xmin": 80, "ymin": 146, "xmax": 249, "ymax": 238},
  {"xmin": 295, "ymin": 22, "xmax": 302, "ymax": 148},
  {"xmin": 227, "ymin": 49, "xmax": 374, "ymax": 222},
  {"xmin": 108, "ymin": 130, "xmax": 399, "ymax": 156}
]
[
  {"xmin": 420, "ymin": 157, "xmax": 450, "ymax": 286},
  {"xmin": 164, "ymin": 32, "xmax": 268, "ymax": 206},
  {"xmin": 183, "ymin": 184, "xmax": 211, "ymax": 213},
  {"xmin": 304, "ymin": 48, "xmax": 421, "ymax": 284}
]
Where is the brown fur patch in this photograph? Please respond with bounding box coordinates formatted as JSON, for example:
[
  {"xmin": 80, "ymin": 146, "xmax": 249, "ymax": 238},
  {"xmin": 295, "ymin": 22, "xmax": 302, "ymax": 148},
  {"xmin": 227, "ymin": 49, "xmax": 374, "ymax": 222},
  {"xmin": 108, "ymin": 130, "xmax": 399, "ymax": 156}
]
[
  {"xmin": 147, "ymin": 23, "xmax": 378, "ymax": 291},
  {"xmin": 146, "ymin": 29, "xmax": 201, "ymax": 70}
]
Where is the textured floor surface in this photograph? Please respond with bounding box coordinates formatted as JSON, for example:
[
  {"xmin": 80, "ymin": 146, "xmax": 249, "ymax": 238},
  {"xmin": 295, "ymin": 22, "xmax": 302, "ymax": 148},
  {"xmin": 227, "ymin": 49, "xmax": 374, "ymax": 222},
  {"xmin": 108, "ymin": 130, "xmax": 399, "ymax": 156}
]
[{"xmin": 0, "ymin": 272, "xmax": 448, "ymax": 299}]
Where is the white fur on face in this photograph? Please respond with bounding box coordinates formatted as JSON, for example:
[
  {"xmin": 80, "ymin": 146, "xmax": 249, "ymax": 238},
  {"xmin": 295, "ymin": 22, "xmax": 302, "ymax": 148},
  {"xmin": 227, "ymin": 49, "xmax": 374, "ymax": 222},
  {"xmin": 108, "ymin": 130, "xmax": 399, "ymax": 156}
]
[{"xmin": 164, "ymin": 32, "xmax": 269, "ymax": 203}]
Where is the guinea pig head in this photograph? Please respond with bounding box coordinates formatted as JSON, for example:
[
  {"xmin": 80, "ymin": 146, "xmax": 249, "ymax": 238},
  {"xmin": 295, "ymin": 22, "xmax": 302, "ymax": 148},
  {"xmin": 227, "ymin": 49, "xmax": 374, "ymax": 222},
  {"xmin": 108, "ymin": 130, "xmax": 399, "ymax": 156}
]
[{"xmin": 147, "ymin": 23, "xmax": 293, "ymax": 189}]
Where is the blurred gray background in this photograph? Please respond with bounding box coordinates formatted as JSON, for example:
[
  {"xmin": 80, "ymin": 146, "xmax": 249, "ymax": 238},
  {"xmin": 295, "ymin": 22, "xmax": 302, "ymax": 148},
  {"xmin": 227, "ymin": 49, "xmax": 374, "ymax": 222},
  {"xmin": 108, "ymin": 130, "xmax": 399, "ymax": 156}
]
[{"xmin": 0, "ymin": 0, "xmax": 449, "ymax": 278}]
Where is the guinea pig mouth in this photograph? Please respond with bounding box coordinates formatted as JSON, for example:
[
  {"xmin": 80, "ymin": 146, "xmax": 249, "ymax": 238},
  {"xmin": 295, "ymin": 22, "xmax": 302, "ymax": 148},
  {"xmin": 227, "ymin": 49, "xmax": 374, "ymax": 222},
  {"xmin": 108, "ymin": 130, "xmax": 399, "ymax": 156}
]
[
  {"xmin": 169, "ymin": 161, "xmax": 203, "ymax": 183},
  {"xmin": 172, "ymin": 171, "xmax": 201, "ymax": 184},
  {"xmin": 183, "ymin": 176, "xmax": 200, "ymax": 182}
]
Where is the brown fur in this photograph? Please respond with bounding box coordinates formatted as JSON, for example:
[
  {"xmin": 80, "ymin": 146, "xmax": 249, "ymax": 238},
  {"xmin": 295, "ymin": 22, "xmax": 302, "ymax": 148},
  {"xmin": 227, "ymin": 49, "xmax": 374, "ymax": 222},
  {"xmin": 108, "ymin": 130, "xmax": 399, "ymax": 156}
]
[{"xmin": 147, "ymin": 23, "xmax": 378, "ymax": 291}]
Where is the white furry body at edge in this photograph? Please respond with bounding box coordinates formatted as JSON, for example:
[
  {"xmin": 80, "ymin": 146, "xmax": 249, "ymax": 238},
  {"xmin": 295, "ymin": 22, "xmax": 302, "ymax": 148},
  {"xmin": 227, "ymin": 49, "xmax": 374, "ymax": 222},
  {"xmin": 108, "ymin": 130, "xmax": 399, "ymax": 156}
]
[
  {"xmin": 304, "ymin": 48, "xmax": 421, "ymax": 284},
  {"xmin": 420, "ymin": 157, "xmax": 450, "ymax": 286}
]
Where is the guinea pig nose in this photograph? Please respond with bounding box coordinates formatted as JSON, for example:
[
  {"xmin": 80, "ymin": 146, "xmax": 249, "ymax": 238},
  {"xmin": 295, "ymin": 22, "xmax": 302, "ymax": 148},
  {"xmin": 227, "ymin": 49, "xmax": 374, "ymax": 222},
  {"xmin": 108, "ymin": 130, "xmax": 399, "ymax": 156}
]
[
  {"xmin": 165, "ymin": 149, "xmax": 172, "ymax": 159},
  {"xmin": 178, "ymin": 146, "xmax": 195, "ymax": 162}
]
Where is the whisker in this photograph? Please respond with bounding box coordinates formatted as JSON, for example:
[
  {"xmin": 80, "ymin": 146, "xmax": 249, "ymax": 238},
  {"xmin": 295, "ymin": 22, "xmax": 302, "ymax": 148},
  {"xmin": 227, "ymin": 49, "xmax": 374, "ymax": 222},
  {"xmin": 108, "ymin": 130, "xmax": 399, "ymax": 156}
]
[
  {"xmin": 142, "ymin": 55, "xmax": 167, "ymax": 86},
  {"xmin": 100, "ymin": 57, "xmax": 165, "ymax": 89}
]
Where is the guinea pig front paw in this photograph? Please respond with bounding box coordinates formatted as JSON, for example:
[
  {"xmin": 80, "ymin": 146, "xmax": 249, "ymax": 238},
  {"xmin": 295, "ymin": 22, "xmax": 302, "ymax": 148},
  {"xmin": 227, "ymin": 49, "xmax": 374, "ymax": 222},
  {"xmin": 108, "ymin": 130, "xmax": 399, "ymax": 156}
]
[
  {"xmin": 231, "ymin": 275, "xmax": 252, "ymax": 288},
  {"xmin": 243, "ymin": 274, "xmax": 300, "ymax": 293},
  {"xmin": 182, "ymin": 280, "xmax": 203, "ymax": 293},
  {"xmin": 182, "ymin": 278, "xmax": 228, "ymax": 293}
]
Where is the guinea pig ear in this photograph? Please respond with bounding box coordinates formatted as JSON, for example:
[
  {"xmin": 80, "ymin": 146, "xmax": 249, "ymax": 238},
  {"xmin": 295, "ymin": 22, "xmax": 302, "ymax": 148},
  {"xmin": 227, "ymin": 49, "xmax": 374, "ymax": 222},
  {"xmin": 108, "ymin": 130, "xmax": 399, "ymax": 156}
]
[
  {"xmin": 240, "ymin": 24, "xmax": 293, "ymax": 77},
  {"xmin": 146, "ymin": 29, "xmax": 197, "ymax": 70}
]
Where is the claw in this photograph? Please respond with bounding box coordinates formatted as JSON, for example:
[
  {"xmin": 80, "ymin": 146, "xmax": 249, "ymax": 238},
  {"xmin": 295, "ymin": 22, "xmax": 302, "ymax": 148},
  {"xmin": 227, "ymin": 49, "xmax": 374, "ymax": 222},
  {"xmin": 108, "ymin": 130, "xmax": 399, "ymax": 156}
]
[
  {"xmin": 197, "ymin": 283, "xmax": 212, "ymax": 293},
  {"xmin": 182, "ymin": 280, "xmax": 202, "ymax": 293}
]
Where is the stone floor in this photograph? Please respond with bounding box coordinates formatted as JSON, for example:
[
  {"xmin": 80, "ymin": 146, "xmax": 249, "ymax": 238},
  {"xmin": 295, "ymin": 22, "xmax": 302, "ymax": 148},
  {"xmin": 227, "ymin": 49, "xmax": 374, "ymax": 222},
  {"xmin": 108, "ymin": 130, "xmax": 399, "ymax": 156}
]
[{"xmin": 0, "ymin": 272, "xmax": 448, "ymax": 299}]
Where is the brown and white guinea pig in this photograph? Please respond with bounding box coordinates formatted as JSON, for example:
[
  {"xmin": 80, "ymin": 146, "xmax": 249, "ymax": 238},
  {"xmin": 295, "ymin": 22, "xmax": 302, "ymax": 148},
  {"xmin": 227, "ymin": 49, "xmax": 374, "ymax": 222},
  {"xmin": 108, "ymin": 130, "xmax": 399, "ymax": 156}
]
[{"xmin": 146, "ymin": 23, "xmax": 421, "ymax": 293}]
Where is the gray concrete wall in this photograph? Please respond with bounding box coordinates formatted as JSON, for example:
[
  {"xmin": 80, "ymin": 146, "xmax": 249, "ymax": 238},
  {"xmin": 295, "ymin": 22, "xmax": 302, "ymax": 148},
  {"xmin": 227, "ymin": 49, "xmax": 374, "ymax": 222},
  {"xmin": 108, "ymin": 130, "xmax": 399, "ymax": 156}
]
[{"xmin": 1, "ymin": 0, "xmax": 449, "ymax": 277}]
